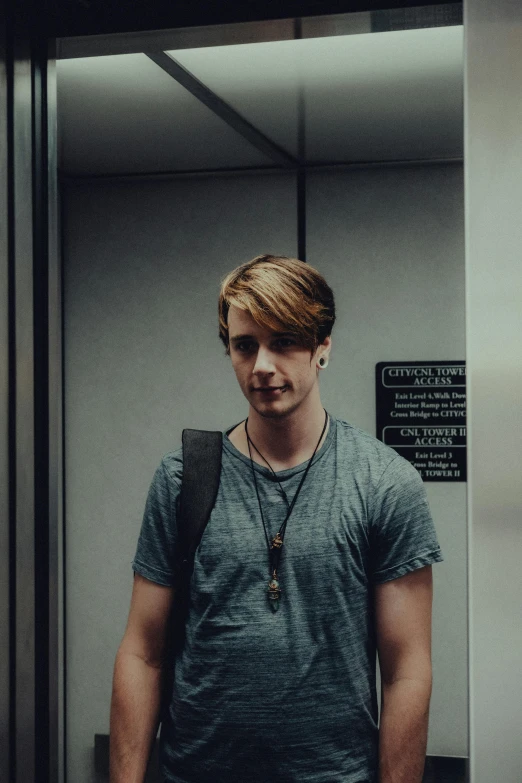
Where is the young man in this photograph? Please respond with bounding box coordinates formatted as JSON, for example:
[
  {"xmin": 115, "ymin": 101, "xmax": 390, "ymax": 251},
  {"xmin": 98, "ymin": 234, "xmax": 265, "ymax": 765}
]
[{"xmin": 110, "ymin": 255, "xmax": 443, "ymax": 783}]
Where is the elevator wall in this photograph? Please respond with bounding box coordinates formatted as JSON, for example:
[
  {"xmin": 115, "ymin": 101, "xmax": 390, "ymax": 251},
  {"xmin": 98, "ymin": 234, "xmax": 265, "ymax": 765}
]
[{"xmin": 62, "ymin": 164, "xmax": 465, "ymax": 782}]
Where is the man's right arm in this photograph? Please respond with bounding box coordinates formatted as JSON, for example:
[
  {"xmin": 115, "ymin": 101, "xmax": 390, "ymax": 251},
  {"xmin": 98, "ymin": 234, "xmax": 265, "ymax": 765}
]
[{"xmin": 109, "ymin": 573, "xmax": 175, "ymax": 783}]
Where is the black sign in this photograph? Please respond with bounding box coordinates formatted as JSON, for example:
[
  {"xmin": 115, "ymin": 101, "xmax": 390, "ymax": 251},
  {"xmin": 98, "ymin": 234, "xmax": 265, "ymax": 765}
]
[{"xmin": 376, "ymin": 361, "xmax": 467, "ymax": 482}]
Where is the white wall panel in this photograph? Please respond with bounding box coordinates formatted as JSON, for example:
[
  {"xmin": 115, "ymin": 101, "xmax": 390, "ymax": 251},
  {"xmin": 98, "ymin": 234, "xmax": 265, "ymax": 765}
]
[{"xmin": 465, "ymin": 0, "xmax": 522, "ymax": 780}]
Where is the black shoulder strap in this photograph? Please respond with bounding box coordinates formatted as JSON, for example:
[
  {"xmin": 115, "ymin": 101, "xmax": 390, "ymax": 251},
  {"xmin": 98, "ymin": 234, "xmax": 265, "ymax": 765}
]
[
  {"xmin": 162, "ymin": 429, "xmax": 222, "ymax": 719},
  {"xmin": 163, "ymin": 429, "xmax": 222, "ymax": 691},
  {"xmin": 178, "ymin": 429, "xmax": 222, "ymax": 566}
]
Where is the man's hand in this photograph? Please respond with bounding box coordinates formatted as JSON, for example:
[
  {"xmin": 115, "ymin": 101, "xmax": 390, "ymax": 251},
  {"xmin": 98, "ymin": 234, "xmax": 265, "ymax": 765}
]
[{"xmin": 375, "ymin": 565, "xmax": 433, "ymax": 783}]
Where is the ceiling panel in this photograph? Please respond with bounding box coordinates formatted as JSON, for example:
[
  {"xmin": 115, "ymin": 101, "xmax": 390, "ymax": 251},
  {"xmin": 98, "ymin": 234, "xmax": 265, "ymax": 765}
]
[
  {"xmin": 171, "ymin": 26, "xmax": 463, "ymax": 164},
  {"xmin": 57, "ymin": 53, "xmax": 274, "ymax": 175},
  {"xmin": 57, "ymin": 27, "xmax": 463, "ymax": 176}
]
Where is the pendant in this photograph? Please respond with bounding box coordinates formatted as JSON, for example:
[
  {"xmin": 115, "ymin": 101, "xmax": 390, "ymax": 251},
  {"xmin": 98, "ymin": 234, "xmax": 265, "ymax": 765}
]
[
  {"xmin": 267, "ymin": 571, "xmax": 282, "ymax": 612},
  {"xmin": 271, "ymin": 532, "xmax": 284, "ymax": 549}
]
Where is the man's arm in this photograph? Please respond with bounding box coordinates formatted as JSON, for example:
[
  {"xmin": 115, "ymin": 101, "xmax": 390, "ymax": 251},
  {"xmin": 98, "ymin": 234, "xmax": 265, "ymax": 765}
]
[
  {"xmin": 375, "ymin": 565, "xmax": 434, "ymax": 783},
  {"xmin": 109, "ymin": 573, "xmax": 175, "ymax": 783}
]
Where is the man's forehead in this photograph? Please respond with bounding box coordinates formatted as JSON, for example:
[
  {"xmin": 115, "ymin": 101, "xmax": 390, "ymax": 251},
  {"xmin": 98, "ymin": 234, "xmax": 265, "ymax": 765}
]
[{"xmin": 227, "ymin": 305, "xmax": 288, "ymax": 340}]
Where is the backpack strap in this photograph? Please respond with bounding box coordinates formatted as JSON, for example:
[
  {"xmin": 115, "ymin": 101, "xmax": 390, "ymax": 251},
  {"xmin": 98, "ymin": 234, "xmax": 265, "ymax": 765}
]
[
  {"xmin": 171, "ymin": 429, "xmax": 222, "ymax": 639},
  {"xmin": 161, "ymin": 429, "xmax": 222, "ymax": 720},
  {"xmin": 178, "ymin": 428, "xmax": 223, "ymax": 566}
]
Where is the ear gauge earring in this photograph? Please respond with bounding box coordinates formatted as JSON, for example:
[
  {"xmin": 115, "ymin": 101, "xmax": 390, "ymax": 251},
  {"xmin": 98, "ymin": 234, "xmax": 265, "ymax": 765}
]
[{"xmin": 319, "ymin": 357, "xmax": 328, "ymax": 368}]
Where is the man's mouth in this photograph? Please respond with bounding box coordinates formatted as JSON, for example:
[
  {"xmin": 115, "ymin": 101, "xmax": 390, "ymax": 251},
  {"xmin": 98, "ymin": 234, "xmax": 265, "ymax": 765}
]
[{"xmin": 253, "ymin": 385, "xmax": 288, "ymax": 393}]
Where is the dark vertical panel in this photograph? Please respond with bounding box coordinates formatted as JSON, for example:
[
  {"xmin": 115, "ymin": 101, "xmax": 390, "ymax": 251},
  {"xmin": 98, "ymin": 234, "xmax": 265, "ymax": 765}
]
[
  {"xmin": 46, "ymin": 42, "xmax": 64, "ymax": 783},
  {"xmin": 3, "ymin": 11, "xmax": 59, "ymax": 780},
  {"xmin": 13, "ymin": 37, "xmax": 36, "ymax": 783},
  {"xmin": 297, "ymin": 170, "xmax": 306, "ymax": 261},
  {"xmin": 0, "ymin": 7, "xmax": 11, "ymax": 782},
  {"xmin": 33, "ymin": 37, "xmax": 51, "ymax": 781},
  {"xmin": 295, "ymin": 16, "xmax": 306, "ymax": 262},
  {"xmin": 30, "ymin": 33, "xmax": 60, "ymax": 783}
]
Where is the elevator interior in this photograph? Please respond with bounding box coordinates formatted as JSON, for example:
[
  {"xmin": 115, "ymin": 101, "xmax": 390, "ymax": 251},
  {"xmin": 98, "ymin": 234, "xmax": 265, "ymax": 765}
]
[{"xmin": 57, "ymin": 8, "xmax": 466, "ymax": 780}]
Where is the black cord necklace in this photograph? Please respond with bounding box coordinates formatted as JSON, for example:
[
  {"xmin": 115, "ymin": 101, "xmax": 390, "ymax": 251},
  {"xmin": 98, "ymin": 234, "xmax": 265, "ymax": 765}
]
[
  {"xmin": 247, "ymin": 439, "xmax": 291, "ymax": 509},
  {"xmin": 245, "ymin": 409, "xmax": 329, "ymax": 612}
]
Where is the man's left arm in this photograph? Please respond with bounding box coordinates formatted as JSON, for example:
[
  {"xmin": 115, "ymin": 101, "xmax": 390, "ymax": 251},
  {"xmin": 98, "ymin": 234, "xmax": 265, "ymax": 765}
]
[{"xmin": 375, "ymin": 564, "xmax": 434, "ymax": 783}]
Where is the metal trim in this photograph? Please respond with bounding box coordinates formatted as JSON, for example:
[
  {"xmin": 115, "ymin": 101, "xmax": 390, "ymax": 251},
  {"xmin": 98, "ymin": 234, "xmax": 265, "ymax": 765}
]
[
  {"xmin": 56, "ymin": 4, "xmax": 462, "ymax": 60},
  {"xmin": 49, "ymin": 0, "xmax": 463, "ymax": 39},
  {"xmin": 57, "ymin": 157, "xmax": 463, "ymax": 183},
  {"xmin": 0, "ymin": 7, "xmax": 11, "ymax": 782},
  {"xmin": 3, "ymin": 28, "xmax": 60, "ymax": 783},
  {"xmin": 145, "ymin": 51, "xmax": 299, "ymax": 169},
  {"xmin": 297, "ymin": 169, "xmax": 306, "ymax": 261},
  {"xmin": 296, "ymin": 59, "xmax": 306, "ymax": 261},
  {"xmin": 57, "ymin": 18, "xmax": 298, "ymax": 60},
  {"xmin": 46, "ymin": 40, "xmax": 64, "ymax": 783},
  {"xmin": 13, "ymin": 36, "xmax": 36, "ymax": 783}
]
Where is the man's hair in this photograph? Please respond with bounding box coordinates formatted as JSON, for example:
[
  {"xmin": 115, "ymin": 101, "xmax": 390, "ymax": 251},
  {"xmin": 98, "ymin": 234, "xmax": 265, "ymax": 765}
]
[{"xmin": 218, "ymin": 254, "xmax": 336, "ymax": 355}]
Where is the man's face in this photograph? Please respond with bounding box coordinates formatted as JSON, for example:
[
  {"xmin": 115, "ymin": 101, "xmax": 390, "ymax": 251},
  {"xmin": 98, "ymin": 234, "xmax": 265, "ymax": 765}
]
[{"xmin": 227, "ymin": 305, "xmax": 330, "ymax": 419}]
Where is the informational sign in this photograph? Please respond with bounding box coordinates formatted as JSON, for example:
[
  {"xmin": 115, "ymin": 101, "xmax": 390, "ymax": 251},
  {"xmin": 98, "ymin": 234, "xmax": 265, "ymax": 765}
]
[{"xmin": 376, "ymin": 361, "xmax": 466, "ymax": 481}]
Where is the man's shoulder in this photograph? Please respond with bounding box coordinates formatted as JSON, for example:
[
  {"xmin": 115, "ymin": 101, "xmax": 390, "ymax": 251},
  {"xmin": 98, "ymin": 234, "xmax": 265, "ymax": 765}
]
[
  {"xmin": 157, "ymin": 446, "xmax": 184, "ymax": 486},
  {"xmin": 333, "ymin": 417, "xmax": 421, "ymax": 485},
  {"xmin": 334, "ymin": 417, "xmax": 397, "ymax": 462},
  {"xmin": 159, "ymin": 427, "xmax": 227, "ymax": 483}
]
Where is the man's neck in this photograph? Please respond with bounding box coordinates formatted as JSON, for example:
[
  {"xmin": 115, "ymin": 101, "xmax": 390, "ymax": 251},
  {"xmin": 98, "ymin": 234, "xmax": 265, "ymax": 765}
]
[{"xmin": 229, "ymin": 398, "xmax": 329, "ymax": 472}]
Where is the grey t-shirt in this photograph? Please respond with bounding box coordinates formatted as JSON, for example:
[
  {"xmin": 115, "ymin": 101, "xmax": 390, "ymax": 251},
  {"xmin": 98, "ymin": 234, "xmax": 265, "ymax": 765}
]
[{"xmin": 132, "ymin": 415, "xmax": 443, "ymax": 783}]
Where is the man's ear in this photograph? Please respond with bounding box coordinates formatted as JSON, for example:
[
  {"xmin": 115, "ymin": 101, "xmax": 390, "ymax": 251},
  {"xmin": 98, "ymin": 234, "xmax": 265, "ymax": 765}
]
[
  {"xmin": 321, "ymin": 335, "xmax": 332, "ymax": 359},
  {"xmin": 314, "ymin": 335, "xmax": 332, "ymax": 368},
  {"xmin": 322, "ymin": 335, "xmax": 332, "ymax": 357}
]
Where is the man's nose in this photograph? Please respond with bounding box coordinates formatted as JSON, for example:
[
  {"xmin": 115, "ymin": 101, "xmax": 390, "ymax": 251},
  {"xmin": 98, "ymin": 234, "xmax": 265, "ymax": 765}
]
[{"xmin": 253, "ymin": 346, "xmax": 276, "ymax": 375}]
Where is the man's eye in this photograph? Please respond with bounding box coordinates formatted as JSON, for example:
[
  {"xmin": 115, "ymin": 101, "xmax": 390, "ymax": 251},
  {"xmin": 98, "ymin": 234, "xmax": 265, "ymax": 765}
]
[
  {"xmin": 274, "ymin": 338, "xmax": 296, "ymax": 348},
  {"xmin": 235, "ymin": 342, "xmax": 254, "ymax": 352}
]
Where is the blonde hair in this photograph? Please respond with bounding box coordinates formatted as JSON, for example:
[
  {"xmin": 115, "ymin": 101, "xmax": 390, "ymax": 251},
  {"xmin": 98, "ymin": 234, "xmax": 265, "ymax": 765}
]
[{"xmin": 218, "ymin": 255, "xmax": 335, "ymax": 354}]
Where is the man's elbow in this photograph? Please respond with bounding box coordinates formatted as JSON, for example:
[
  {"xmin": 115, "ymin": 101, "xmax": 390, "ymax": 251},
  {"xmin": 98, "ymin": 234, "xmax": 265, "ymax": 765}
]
[{"xmin": 380, "ymin": 649, "xmax": 433, "ymax": 689}]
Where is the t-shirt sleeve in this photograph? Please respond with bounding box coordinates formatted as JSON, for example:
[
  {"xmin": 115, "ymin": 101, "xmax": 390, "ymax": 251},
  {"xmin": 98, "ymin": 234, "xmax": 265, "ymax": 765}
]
[
  {"xmin": 369, "ymin": 454, "xmax": 444, "ymax": 584},
  {"xmin": 131, "ymin": 453, "xmax": 182, "ymax": 587}
]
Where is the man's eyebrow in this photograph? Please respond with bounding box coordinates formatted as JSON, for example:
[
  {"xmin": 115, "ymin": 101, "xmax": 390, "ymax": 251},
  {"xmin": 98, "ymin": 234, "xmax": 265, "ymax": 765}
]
[
  {"xmin": 229, "ymin": 331, "xmax": 295, "ymax": 343},
  {"xmin": 229, "ymin": 334, "xmax": 253, "ymax": 343}
]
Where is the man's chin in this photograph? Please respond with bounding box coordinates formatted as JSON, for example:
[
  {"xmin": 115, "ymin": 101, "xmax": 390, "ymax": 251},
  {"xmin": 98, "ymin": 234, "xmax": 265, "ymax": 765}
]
[
  {"xmin": 256, "ymin": 407, "xmax": 287, "ymax": 419},
  {"xmin": 249, "ymin": 396, "xmax": 298, "ymax": 419}
]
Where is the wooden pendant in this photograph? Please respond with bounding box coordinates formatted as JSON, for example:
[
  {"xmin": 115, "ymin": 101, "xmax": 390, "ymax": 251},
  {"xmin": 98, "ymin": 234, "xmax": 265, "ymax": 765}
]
[
  {"xmin": 271, "ymin": 532, "xmax": 284, "ymax": 549},
  {"xmin": 267, "ymin": 572, "xmax": 282, "ymax": 612}
]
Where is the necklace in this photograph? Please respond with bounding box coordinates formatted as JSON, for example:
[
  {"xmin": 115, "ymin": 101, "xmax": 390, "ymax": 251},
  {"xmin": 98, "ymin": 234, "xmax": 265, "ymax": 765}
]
[
  {"xmin": 245, "ymin": 409, "xmax": 329, "ymax": 612},
  {"xmin": 247, "ymin": 438, "xmax": 291, "ymax": 510}
]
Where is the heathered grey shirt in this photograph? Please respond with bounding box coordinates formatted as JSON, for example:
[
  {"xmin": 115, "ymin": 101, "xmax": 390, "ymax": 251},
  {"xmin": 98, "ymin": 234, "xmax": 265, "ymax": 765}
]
[{"xmin": 132, "ymin": 415, "xmax": 443, "ymax": 783}]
